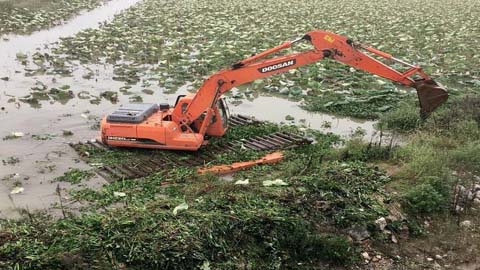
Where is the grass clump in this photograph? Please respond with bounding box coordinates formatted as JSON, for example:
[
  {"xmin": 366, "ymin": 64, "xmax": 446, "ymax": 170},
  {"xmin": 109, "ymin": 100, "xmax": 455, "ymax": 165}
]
[
  {"xmin": 377, "ymin": 99, "xmax": 421, "ymax": 132},
  {"xmin": 280, "ymin": 228, "xmax": 356, "ymax": 265},
  {"xmin": 333, "ymin": 138, "xmax": 397, "ymax": 162},
  {"xmin": 402, "ymin": 176, "xmax": 450, "ymax": 215},
  {"xmin": 54, "ymin": 168, "xmax": 93, "ymax": 184},
  {"xmin": 450, "ymin": 141, "xmax": 480, "ymax": 174},
  {"xmin": 395, "ymin": 133, "xmax": 451, "ymax": 179},
  {"xmin": 390, "ymin": 96, "xmax": 480, "ymax": 216}
]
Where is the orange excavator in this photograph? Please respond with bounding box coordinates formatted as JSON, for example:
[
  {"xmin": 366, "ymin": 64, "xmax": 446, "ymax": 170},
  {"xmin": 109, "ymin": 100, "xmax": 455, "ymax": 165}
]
[{"xmin": 100, "ymin": 30, "xmax": 448, "ymax": 151}]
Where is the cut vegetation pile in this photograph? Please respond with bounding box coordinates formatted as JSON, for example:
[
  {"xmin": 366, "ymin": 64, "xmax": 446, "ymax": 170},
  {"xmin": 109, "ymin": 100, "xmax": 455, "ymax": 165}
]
[{"xmin": 0, "ymin": 124, "xmax": 391, "ymax": 269}]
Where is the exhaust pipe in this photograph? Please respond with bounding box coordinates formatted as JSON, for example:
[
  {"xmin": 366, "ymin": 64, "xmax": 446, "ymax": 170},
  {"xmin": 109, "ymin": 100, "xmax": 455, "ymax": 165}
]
[{"xmin": 413, "ymin": 79, "xmax": 448, "ymax": 118}]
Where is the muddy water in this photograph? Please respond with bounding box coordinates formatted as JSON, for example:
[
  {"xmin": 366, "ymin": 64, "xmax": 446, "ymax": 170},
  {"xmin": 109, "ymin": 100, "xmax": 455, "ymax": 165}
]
[
  {"xmin": 229, "ymin": 95, "xmax": 376, "ymax": 138},
  {"xmin": 0, "ymin": 0, "xmax": 377, "ymax": 217},
  {"xmin": 0, "ymin": 0, "xmax": 140, "ymax": 65},
  {"xmin": 0, "ymin": 0, "xmax": 141, "ymax": 218}
]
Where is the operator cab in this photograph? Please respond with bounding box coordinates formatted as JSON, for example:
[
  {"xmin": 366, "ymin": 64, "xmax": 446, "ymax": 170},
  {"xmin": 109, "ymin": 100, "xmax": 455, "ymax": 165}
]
[{"xmin": 173, "ymin": 95, "xmax": 230, "ymax": 136}]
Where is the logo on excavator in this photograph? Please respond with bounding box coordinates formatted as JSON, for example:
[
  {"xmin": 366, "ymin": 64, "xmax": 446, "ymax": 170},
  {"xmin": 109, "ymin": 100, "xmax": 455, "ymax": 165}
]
[
  {"xmin": 324, "ymin": 35, "xmax": 335, "ymax": 43},
  {"xmin": 258, "ymin": 59, "xmax": 296, "ymax": 73},
  {"xmin": 107, "ymin": 136, "xmax": 137, "ymax": 141}
]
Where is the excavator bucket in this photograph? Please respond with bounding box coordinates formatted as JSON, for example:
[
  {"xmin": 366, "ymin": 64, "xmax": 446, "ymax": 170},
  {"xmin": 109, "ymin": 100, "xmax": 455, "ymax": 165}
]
[{"xmin": 413, "ymin": 79, "xmax": 448, "ymax": 117}]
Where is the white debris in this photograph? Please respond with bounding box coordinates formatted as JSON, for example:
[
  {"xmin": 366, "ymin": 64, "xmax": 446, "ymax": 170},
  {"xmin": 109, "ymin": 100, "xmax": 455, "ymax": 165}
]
[
  {"xmin": 234, "ymin": 179, "xmax": 249, "ymax": 185},
  {"xmin": 173, "ymin": 202, "xmax": 188, "ymax": 215},
  {"xmin": 11, "ymin": 132, "xmax": 24, "ymax": 138},
  {"xmin": 113, "ymin": 191, "xmax": 126, "ymax": 197},
  {"xmin": 372, "ymin": 255, "xmax": 382, "ymax": 262},
  {"xmin": 375, "ymin": 217, "xmax": 387, "ymax": 231},
  {"xmin": 10, "ymin": 186, "xmax": 24, "ymax": 194},
  {"xmin": 263, "ymin": 179, "xmax": 288, "ymax": 187},
  {"xmin": 361, "ymin": 252, "xmax": 371, "ymax": 260},
  {"xmin": 460, "ymin": 220, "xmax": 472, "ymax": 228},
  {"xmin": 391, "ymin": 234, "xmax": 398, "ymax": 244},
  {"xmin": 90, "ymin": 163, "xmax": 103, "ymax": 167},
  {"xmin": 376, "ymin": 79, "xmax": 386, "ymax": 85},
  {"xmin": 80, "ymin": 113, "xmax": 88, "ymax": 119},
  {"xmin": 467, "ymin": 190, "xmax": 475, "ymax": 200},
  {"xmin": 199, "ymin": 261, "xmax": 211, "ymax": 270}
]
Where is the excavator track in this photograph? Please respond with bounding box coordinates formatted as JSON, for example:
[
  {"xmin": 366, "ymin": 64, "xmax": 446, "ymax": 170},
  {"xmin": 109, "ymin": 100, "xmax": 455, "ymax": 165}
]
[
  {"xmin": 70, "ymin": 115, "xmax": 311, "ymax": 182},
  {"xmin": 227, "ymin": 114, "xmax": 262, "ymax": 126}
]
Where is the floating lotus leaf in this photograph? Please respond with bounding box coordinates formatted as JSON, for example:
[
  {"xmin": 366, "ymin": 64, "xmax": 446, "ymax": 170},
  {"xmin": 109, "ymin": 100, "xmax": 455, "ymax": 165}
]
[
  {"xmin": 0, "ymin": 0, "xmax": 104, "ymax": 35},
  {"xmin": 13, "ymin": 0, "xmax": 480, "ymax": 117}
]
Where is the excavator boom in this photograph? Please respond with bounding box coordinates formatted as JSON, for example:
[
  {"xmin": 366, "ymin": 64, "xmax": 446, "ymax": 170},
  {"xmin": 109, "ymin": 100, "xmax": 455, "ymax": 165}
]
[
  {"xmin": 100, "ymin": 30, "xmax": 448, "ymax": 150},
  {"xmin": 174, "ymin": 30, "xmax": 447, "ymax": 127}
]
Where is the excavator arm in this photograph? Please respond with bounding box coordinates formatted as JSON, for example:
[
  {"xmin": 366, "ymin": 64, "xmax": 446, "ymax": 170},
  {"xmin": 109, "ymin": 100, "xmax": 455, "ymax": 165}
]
[
  {"xmin": 172, "ymin": 30, "xmax": 448, "ymax": 132},
  {"xmin": 101, "ymin": 30, "xmax": 448, "ymax": 151}
]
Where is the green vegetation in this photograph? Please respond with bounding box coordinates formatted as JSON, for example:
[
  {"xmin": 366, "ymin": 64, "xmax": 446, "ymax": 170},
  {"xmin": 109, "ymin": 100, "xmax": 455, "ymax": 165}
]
[
  {"xmin": 54, "ymin": 168, "xmax": 94, "ymax": 184},
  {"xmin": 0, "ymin": 0, "xmax": 105, "ymax": 35},
  {"xmin": 1, "ymin": 96, "xmax": 479, "ymax": 268},
  {"xmin": 382, "ymin": 96, "xmax": 480, "ymax": 216},
  {"xmin": 303, "ymin": 85, "xmax": 403, "ymax": 119},
  {"xmin": 1, "ymin": 0, "xmax": 479, "ymax": 268},
  {"xmin": 403, "ymin": 177, "xmax": 448, "ymax": 215},
  {"xmin": 0, "ymin": 124, "xmax": 397, "ymax": 269},
  {"xmin": 332, "ymin": 137, "xmax": 397, "ymax": 162},
  {"xmin": 0, "ymin": 202, "xmax": 355, "ymax": 269},
  {"xmin": 376, "ymin": 99, "xmax": 421, "ymax": 132},
  {"xmin": 19, "ymin": 0, "xmax": 479, "ymax": 117}
]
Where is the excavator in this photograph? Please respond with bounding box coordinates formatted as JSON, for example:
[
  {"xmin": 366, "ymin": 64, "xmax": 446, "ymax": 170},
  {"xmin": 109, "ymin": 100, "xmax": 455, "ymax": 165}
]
[{"xmin": 100, "ymin": 30, "xmax": 448, "ymax": 151}]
